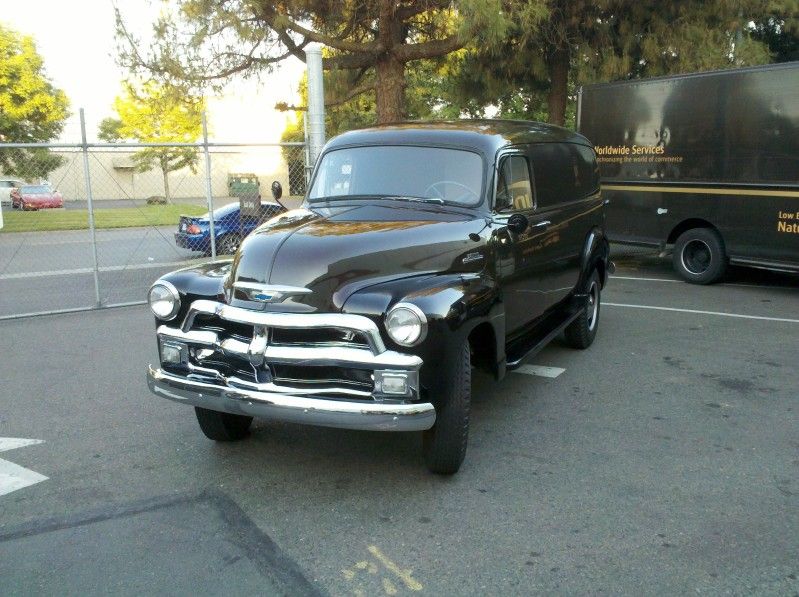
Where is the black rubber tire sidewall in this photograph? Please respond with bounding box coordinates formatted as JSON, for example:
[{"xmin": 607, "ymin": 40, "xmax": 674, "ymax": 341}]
[
  {"xmin": 422, "ymin": 341, "xmax": 471, "ymax": 475},
  {"xmin": 194, "ymin": 407, "xmax": 252, "ymax": 441},
  {"xmin": 564, "ymin": 270, "xmax": 601, "ymax": 350},
  {"xmin": 673, "ymin": 228, "xmax": 727, "ymax": 285}
]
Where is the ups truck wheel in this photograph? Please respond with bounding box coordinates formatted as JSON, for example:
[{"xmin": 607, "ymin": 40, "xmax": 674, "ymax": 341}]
[
  {"xmin": 564, "ymin": 270, "xmax": 601, "ymax": 349},
  {"xmin": 423, "ymin": 341, "xmax": 471, "ymax": 475},
  {"xmin": 194, "ymin": 407, "xmax": 252, "ymax": 441},
  {"xmin": 673, "ymin": 228, "xmax": 727, "ymax": 284}
]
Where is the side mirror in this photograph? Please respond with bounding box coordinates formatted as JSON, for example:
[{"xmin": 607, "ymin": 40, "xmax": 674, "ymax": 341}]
[
  {"xmin": 271, "ymin": 181, "xmax": 282, "ymax": 200},
  {"xmin": 507, "ymin": 213, "xmax": 528, "ymax": 234}
]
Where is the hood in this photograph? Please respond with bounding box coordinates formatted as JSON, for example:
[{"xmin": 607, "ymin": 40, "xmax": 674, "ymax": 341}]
[{"xmin": 227, "ymin": 203, "xmax": 487, "ymax": 312}]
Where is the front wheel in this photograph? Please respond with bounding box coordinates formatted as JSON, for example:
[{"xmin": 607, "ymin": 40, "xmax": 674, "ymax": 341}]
[
  {"xmin": 422, "ymin": 341, "xmax": 471, "ymax": 475},
  {"xmin": 564, "ymin": 270, "xmax": 601, "ymax": 349},
  {"xmin": 194, "ymin": 407, "xmax": 252, "ymax": 441},
  {"xmin": 672, "ymin": 228, "xmax": 727, "ymax": 284}
]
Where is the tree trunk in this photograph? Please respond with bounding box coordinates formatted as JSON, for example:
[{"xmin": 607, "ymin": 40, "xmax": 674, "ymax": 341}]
[
  {"xmin": 161, "ymin": 160, "xmax": 171, "ymax": 204},
  {"xmin": 375, "ymin": 56, "xmax": 405, "ymax": 124},
  {"xmin": 546, "ymin": 44, "xmax": 570, "ymax": 127}
]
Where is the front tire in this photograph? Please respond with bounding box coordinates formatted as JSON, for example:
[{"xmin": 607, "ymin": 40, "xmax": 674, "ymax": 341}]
[
  {"xmin": 564, "ymin": 270, "xmax": 601, "ymax": 349},
  {"xmin": 422, "ymin": 341, "xmax": 471, "ymax": 475},
  {"xmin": 672, "ymin": 227, "xmax": 727, "ymax": 284},
  {"xmin": 194, "ymin": 407, "xmax": 252, "ymax": 441}
]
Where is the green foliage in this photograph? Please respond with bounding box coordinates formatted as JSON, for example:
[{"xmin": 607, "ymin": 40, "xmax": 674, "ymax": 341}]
[
  {"xmin": 116, "ymin": 0, "xmax": 510, "ymax": 123},
  {"xmin": 108, "ymin": 82, "xmax": 204, "ymax": 202},
  {"xmin": 0, "ymin": 24, "xmax": 69, "ymax": 178},
  {"xmin": 97, "ymin": 117, "xmax": 123, "ymax": 142},
  {"xmin": 0, "ymin": 203, "xmax": 205, "ymax": 233},
  {"xmin": 452, "ymin": 1, "xmax": 795, "ymax": 127}
]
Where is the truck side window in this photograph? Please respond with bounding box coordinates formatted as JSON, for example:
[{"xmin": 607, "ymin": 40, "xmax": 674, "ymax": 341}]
[
  {"xmin": 574, "ymin": 144, "xmax": 601, "ymax": 196},
  {"xmin": 495, "ymin": 155, "xmax": 533, "ymax": 212}
]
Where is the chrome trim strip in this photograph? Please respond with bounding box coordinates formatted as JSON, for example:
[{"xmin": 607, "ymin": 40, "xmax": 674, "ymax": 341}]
[
  {"xmin": 147, "ymin": 366, "xmax": 435, "ymax": 432},
  {"xmin": 157, "ymin": 325, "xmax": 422, "ymax": 370},
  {"xmin": 232, "ymin": 283, "xmax": 313, "ymax": 303},
  {"xmin": 224, "ymin": 375, "xmax": 375, "ymax": 398},
  {"xmin": 181, "ymin": 300, "xmax": 387, "ymax": 354},
  {"xmin": 232, "ymin": 283, "xmax": 313, "ymax": 294}
]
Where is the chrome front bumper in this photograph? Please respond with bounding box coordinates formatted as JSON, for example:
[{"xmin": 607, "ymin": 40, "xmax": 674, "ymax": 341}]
[
  {"xmin": 147, "ymin": 299, "xmax": 435, "ymax": 432},
  {"xmin": 147, "ymin": 366, "xmax": 436, "ymax": 431}
]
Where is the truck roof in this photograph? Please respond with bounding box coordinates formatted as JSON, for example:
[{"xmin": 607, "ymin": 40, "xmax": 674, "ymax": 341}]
[
  {"xmin": 581, "ymin": 60, "xmax": 799, "ymax": 90},
  {"xmin": 325, "ymin": 119, "xmax": 591, "ymax": 156}
]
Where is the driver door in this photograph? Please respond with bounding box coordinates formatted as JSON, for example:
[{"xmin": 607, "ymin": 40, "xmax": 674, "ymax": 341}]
[{"xmin": 492, "ymin": 151, "xmax": 560, "ymax": 337}]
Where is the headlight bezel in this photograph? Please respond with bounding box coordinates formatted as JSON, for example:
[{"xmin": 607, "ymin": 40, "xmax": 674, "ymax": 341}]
[
  {"xmin": 148, "ymin": 280, "xmax": 181, "ymax": 320},
  {"xmin": 385, "ymin": 302, "xmax": 428, "ymax": 347}
]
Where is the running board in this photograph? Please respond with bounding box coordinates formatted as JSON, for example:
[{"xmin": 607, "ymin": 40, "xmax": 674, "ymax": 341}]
[{"xmin": 505, "ymin": 303, "xmax": 585, "ymax": 370}]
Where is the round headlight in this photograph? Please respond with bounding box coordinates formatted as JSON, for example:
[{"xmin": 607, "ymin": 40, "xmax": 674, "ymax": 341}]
[
  {"xmin": 148, "ymin": 281, "xmax": 181, "ymax": 320},
  {"xmin": 385, "ymin": 302, "xmax": 427, "ymax": 347}
]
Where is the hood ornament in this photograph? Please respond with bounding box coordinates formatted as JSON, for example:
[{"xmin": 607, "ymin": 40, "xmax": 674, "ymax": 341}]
[{"xmin": 232, "ymin": 282, "xmax": 312, "ymax": 304}]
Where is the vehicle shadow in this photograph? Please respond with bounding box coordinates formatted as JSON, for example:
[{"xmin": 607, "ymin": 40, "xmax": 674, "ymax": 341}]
[{"xmin": 186, "ymin": 368, "xmax": 547, "ymax": 489}]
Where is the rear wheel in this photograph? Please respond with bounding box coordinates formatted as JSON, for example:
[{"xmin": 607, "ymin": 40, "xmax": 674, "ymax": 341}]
[
  {"xmin": 564, "ymin": 270, "xmax": 601, "ymax": 349},
  {"xmin": 422, "ymin": 341, "xmax": 471, "ymax": 475},
  {"xmin": 218, "ymin": 234, "xmax": 240, "ymax": 255},
  {"xmin": 194, "ymin": 407, "xmax": 252, "ymax": 441},
  {"xmin": 673, "ymin": 228, "xmax": 726, "ymax": 284}
]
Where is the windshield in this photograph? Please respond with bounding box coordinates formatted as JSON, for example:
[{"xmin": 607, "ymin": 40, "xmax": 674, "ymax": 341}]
[
  {"xmin": 200, "ymin": 202, "xmax": 239, "ymax": 219},
  {"xmin": 309, "ymin": 146, "xmax": 484, "ymax": 205},
  {"xmin": 22, "ymin": 185, "xmax": 51, "ymax": 194}
]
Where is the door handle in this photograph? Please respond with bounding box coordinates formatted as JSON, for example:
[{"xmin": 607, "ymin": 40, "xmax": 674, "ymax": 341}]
[{"xmin": 532, "ymin": 220, "xmax": 551, "ymax": 229}]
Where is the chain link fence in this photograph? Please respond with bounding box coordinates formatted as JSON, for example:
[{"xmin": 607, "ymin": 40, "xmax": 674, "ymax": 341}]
[{"xmin": 0, "ymin": 115, "xmax": 307, "ymax": 319}]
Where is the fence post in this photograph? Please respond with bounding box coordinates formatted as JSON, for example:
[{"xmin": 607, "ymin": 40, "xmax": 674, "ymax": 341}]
[
  {"xmin": 305, "ymin": 43, "xmax": 325, "ymax": 165},
  {"xmin": 80, "ymin": 108, "xmax": 102, "ymax": 308},
  {"xmin": 202, "ymin": 112, "xmax": 216, "ymax": 258},
  {"xmin": 303, "ymin": 112, "xmax": 312, "ymax": 188}
]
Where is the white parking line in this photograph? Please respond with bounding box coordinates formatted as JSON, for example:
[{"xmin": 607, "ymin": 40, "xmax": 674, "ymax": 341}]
[
  {"xmin": 611, "ymin": 275, "xmax": 680, "ymax": 283},
  {"xmin": 604, "ymin": 302, "xmax": 799, "ymax": 324},
  {"xmin": 611, "ymin": 274, "xmax": 795, "ymax": 290},
  {"xmin": 513, "ymin": 365, "xmax": 566, "ymax": 378},
  {"xmin": 0, "ymin": 260, "xmax": 205, "ymax": 280}
]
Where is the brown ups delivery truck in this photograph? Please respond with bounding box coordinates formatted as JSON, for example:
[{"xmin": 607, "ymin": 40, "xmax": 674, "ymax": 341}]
[{"xmin": 578, "ymin": 62, "xmax": 799, "ymax": 284}]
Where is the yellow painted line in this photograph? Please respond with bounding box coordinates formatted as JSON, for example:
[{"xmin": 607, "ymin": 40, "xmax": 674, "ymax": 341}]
[
  {"xmin": 603, "ymin": 184, "xmax": 799, "ymax": 198},
  {"xmin": 368, "ymin": 546, "xmax": 424, "ymax": 591}
]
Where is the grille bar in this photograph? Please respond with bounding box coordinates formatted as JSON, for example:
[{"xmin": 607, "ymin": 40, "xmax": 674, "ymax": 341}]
[{"xmin": 181, "ymin": 300, "xmax": 386, "ymax": 354}]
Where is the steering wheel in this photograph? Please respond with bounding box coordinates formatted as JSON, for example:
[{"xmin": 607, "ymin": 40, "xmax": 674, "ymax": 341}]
[{"xmin": 424, "ymin": 180, "xmax": 479, "ymax": 203}]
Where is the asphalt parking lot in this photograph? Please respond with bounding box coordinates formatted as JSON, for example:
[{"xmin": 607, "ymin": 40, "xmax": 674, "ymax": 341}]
[{"xmin": 0, "ymin": 257, "xmax": 797, "ymax": 596}]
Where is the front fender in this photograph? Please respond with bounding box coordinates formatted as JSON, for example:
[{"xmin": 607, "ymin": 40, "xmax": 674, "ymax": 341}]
[
  {"xmin": 343, "ymin": 273, "xmax": 504, "ymax": 395},
  {"xmin": 153, "ymin": 259, "xmax": 233, "ymax": 324}
]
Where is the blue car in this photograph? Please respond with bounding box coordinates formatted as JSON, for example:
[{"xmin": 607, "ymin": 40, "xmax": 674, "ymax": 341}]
[{"xmin": 175, "ymin": 201, "xmax": 285, "ymax": 255}]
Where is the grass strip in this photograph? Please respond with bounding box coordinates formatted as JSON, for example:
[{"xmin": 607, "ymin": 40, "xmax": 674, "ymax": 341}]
[{"xmin": 0, "ymin": 203, "xmax": 207, "ymax": 233}]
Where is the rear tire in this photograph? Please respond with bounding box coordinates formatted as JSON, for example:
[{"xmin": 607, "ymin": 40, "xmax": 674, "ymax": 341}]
[
  {"xmin": 422, "ymin": 341, "xmax": 471, "ymax": 475},
  {"xmin": 218, "ymin": 234, "xmax": 240, "ymax": 255},
  {"xmin": 673, "ymin": 228, "xmax": 726, "ymax": 284},
  {"xmin": 564, "ymin": 270, "xmax": 601, "ymax": 349},
  {"xmin": 194, "ymin": 407, "xmax": 252, "ymax": 441}
]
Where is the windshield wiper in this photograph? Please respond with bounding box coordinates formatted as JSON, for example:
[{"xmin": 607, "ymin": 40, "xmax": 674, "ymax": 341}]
[{"xmin": 383, "ymin": 195, "xmax": 446, "ymax": 205}]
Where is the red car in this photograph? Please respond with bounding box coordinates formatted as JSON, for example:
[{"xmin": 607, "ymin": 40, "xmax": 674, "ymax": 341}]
[{"xmin": 11, "ymin": 184, "xmax": 64, "ymax": 210}]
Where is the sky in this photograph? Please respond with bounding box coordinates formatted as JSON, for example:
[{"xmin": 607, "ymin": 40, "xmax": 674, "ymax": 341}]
[{"xmin": 2, "ymin": 0, "xmax": 306, "ymax": 143}]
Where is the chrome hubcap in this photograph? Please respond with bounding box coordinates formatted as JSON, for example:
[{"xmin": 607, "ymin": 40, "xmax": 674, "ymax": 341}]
[
  {"xmin": 587, "ymin": 282, "xmax": 599, "ymax": 331},
  {"xmin": 681, "ymin": 239, "xmax": 712, "ymax": 275}
]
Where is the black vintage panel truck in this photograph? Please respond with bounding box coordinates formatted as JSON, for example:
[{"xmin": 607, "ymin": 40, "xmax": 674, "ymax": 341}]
[
  {"xmin": 146, "ymin": 121, "xmax": 611, "ymax": 474},
  {"xmin": 578, "ymin": 62, "xmax": 799, "ymax": 283}
]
